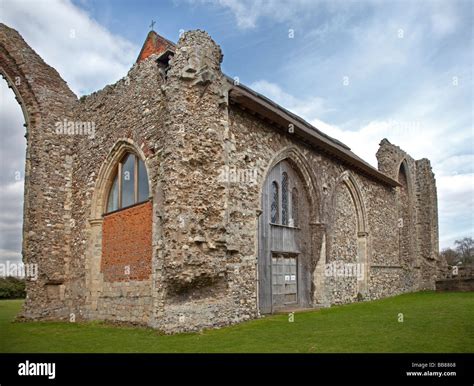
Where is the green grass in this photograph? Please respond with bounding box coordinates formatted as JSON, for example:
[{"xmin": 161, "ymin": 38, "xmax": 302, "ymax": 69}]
[{"xmin": 0, "ymin": 291, "xmax": 472, "ymax": 353}]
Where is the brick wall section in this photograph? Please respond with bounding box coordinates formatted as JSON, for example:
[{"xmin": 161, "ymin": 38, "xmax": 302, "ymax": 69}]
[{"xmin": 101, "ymin": 201, "xmax": 152, "ymax": 282}]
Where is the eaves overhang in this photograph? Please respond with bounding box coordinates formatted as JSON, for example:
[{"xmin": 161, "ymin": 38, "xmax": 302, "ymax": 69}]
[{"xmin": 227, "ymin": 80, "xmax": 400, "ymax": 188}]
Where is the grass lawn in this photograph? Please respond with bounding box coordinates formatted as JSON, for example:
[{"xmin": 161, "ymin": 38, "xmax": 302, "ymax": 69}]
[{"xmin": 0, "ymin": 291, "xmax": 472, "ymax": 353}]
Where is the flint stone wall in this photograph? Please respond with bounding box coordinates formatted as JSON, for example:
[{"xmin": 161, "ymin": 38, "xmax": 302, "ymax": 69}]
[{"xmin": 0, "ymin": 23, "xmax": 441, "ymax": 332}]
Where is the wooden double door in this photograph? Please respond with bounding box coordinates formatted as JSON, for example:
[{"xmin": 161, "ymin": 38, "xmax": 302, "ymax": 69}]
[{"xmin": 258, "ymin": 160, "xmax": 312, "ymax": 313}]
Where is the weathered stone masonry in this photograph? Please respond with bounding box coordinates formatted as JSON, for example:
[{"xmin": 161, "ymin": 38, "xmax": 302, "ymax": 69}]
[{"xmin": 0, "ymin": 23, "xmax": 443, "ymax": 333}]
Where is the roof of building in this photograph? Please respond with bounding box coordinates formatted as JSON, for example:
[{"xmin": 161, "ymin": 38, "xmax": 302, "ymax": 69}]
[
  {"xmin": 137, "ymin": 31, "xmax": 400, "ymax": 187},
  {"xmin": 228, "ymin": 80, "xmax": 400, "ymax": 187},
  {"xmin": 136, "ymin": 31, "xmax": 175, "ymax": 63}
]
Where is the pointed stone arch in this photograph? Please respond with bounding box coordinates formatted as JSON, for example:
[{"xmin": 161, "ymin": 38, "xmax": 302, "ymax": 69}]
[
  {"xmin": 89, "ymin": 139, "xmax": 152, "ymax": 221},
  {"xmin": 1, "ymin": 28, "xmax": 40, "ymax": 131},
  {"xmin": 257, "ymin": 146, "xmax": 325, "ymax": 313},
  {"xmin": 334, "ymin": 171, "xmax": 368, "ymax": 234},
  {"xmin": 259, "ymin": 146, "xmax": 321, "ymax": 223},
  {"xmin": 0, "ymin": 23, "xmax": 77, "ymax": 130},
  {"xmin": 85, "ymin": 139, "xmax": 153, "ymax": 314},
  {"xmin": 397, "ymin": 158, "xmax": 416, "ymax": 268},
  {"xmin": 397, "ymin": 159, "xmax": 414, "ymax": 197},
  {"xmin": 330, "ymin": 170, "xmax": 370, "ymax": 297}
]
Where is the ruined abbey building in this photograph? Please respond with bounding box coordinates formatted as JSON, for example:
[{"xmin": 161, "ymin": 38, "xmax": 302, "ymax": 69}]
[{"xmin": 0, "ymin": 23, "xmax": 442, "ymax": 332}]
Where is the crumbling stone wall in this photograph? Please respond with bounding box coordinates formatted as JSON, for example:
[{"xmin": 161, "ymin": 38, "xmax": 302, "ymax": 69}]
[
  {"xmin": 154, "ymin": 30, "xmax": 257, "ymax": 332},
  {"xmin": 376, "ymin": 139, "xmax": 440, "ymax": 290},
  {"xmin": 416, "ymin": 158, "xmax": 440, "ymax": 288},
  {"xmin": 0, "ymin": 23, "xmax": 441, "ymax": 333},
  {"xmin": 0, "ymin": 23, "xmax": 77, "ymax": 320},
  {"xmin": 70, "ymin": 54, "xmax": 168, "ymax": 325}
]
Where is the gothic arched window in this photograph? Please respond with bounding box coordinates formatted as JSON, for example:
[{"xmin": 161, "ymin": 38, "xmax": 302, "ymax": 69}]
[
  {"xmin": 271, "ymin": 181, "xmax": 279, "ymax": 223},
  {"xmin": 281, "ymin": 172, "xmax": 289, "ymax": 225},
  {"xmin": 291, "ymin": 187, "xmax": 299, "ymax": 227},
  {"xmin": 106, "ymin": 152, "xmax": 149, "ymax": 213}
]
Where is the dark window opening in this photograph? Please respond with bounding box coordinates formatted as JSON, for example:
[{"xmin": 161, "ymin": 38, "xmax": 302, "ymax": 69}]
[{"xmin": 271, "ymin": 181, "xmax": 279, "ymax": 223}]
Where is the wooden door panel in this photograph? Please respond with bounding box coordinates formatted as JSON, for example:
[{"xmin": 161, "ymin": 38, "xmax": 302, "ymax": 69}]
[
  {"xmin": 272, "ymin": 253, "xmax": 298, "ymax": 308},
  {"xmin": 259, "ymin": 159, "xmax": 312, "ymax": 313},
  {"xmin": 270, "ymin": 225, "xmax": 300, "ymax": 253}
]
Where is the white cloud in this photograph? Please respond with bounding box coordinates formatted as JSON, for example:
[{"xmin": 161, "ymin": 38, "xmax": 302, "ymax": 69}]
[
  {"xmin": 429, "ymin": 0, "xmax": 459, "ymax": 37},
  {"xmin": 0, "ymin": 0, "xmax": 139, "ymax": 266},
  {"xmin": 192, "ymin": 0, "xmax": 462, "ymax": 39},
  {"xmin": 0, "ymin": 249, "xmax": 22, "ymax": 265},
  {"xmin": 1, "ymin": 0, "xmax": 138, "ymax": 95},
  {"xmin": 437, "ymin": 173, "xmax": 474, "ymax": 248},
  {"xmin": 188, "ymin": 0, "xmax": 327, "ymax": 29},
  {"xmin": 0, "ymin": 179, "xmax": 24, "ymax": 263},
  {"xmin": 250, "ymin": 79, "xmax": 433, "ymax": 167},
  {"xmin": 251, "ymin": 80, "xmax": 335, "ymax": 122}
]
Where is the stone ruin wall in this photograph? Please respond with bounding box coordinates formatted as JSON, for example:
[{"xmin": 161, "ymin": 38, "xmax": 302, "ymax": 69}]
[
  {"xmin": 0, "ymin": 23, "xmax": 77, "ymax": 320},
  {"xmin": 0, "ymin": 22, "xmax": 441, "ymax": 333},
  {"xmin": 68, "ymin": 54, "xmax": 168, "ymax": 325},
  {"xmin": 153, "ymin": 30, "xmax": 259, "ymax": 332},
  {"xmin": 227, "ymin": 105, "xmax": 415, "ymax": 307},
  {"xmin": 376, "ymin": 139, "xmax": 440, "ymax": 290}
]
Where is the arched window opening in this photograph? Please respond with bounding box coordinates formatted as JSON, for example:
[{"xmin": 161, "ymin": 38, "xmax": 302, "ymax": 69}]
[
  {"xmin": 271, "ymin": 181, "xmax": 279, "ymax": 223},
  {"xmin": 282, "ymin": 172, "xmax": 289, "ymax": 225},
  {"xmin": 106, "ymin": 152, "xmax": 149, "ymax": 213},
  {"xmin": 291, "ymin": 187, "xmax": 299, "ymax": 227},
  {"xmin": 398, "ymin": 162, "xmax": 410, "ymax": 263}
]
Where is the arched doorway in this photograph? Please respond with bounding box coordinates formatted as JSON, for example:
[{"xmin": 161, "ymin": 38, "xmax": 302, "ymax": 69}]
[{"xmin": 258, "ymin": 158, "xmax": 313, "ymax": 313}]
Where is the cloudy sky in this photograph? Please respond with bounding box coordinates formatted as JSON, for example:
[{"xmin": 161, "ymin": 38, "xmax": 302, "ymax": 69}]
[{"xmin": 0, "ymin": 0, "xmax": 472, "ymax": 266}]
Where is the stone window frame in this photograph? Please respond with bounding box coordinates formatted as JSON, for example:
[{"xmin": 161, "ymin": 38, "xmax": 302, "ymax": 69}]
[
  {"xmin": 89, "ymin": 139, "xmax": 152, "ymax": 221},
  {"xmin": 259, "ymin": 147, "xmax": 321, "ymax": 226}
]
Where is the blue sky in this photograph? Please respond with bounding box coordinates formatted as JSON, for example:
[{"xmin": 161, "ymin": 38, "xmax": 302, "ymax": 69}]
[{"xmin": 0, "ymin": 0, "xmax": 473, "ymax": 265}]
